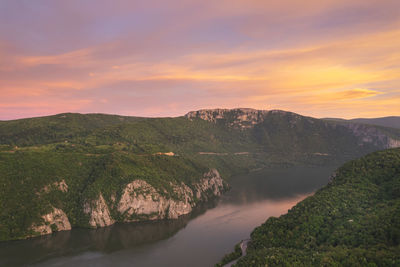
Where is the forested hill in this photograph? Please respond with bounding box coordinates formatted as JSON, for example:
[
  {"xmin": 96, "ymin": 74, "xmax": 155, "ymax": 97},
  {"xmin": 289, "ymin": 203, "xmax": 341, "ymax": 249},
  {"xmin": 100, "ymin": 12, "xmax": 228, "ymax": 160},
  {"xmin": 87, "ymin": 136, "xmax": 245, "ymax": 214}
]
[
  {"xmin": 1, "ymin": 109, "xmax": 399, "ymax": 162},
  {"xmin": 224, "ymin": 148, "xmax": 400, "ymax": 266},
  {"xmin": 325, "ymin": 116, "xmax": 400, "ymax": 130},
  {"xmin": 0, "ymin": 109, "xmax": 400, "ymax": 241}
]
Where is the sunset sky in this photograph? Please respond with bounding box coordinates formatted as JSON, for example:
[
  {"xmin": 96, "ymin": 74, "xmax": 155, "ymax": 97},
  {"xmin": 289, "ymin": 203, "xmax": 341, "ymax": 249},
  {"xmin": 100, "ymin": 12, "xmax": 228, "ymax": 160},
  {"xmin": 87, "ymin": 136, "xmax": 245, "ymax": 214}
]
[{"xmin": 1, "ymin": 0, "xmax": 399, "ymax": 120}]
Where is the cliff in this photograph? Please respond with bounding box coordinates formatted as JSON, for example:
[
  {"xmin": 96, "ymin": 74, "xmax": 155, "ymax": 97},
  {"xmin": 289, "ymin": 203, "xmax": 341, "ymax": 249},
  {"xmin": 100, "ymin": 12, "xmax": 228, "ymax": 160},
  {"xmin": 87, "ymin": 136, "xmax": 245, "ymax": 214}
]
[
  {"xmin": 31, "ymin": 208, "xmax": 71, "ymax": 236},
  {"xmin": 185, "ymin": 108, "xmax": 270, "ymax": 128},
  {"xmin": 84, "ymin": 194, "xmax": 115, "ymax": 227},
  {"xmin": 185, "ymin": 108, "xmax": 400, "ymax": 149},
  {"xmin": 1, "ymin": 109, "xmax": 400, "ymax": 242},
  {"xmin": 33, "ymin": 169, "xmax": 226, "ymax": 232},
  {"xmin": 344, "ymin": 122, "xmax": 400, "ymax": 149}
]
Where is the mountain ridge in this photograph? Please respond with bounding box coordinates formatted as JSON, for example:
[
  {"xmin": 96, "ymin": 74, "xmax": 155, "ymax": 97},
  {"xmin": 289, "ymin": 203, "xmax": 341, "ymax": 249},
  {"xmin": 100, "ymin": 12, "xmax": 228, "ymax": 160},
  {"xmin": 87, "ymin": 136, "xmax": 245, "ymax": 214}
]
[
  {"xmin": 324, "ymin": 116, "xmax": 400, "ymax": 129},
  {"xmin": 1, "ymin": 108, "xmax": 400, "ymax": 241}
]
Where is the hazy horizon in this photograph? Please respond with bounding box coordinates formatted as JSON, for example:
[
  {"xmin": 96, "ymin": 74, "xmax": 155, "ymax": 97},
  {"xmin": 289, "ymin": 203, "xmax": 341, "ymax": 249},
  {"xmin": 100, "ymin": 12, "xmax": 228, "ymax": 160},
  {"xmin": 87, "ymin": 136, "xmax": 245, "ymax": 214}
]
[{"xmin": 0, "ymin": 107, "xmax": 399, "ymax": 121}]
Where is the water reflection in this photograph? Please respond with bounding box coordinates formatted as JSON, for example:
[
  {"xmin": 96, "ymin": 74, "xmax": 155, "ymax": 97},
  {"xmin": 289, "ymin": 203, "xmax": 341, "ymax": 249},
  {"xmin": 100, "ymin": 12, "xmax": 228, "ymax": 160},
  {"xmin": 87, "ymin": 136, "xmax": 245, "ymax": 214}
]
[
  {"xmin": 0, "ymin": 165, "xmax": 337, "ymax": 266},
  {"xmin": 224, "ymin": 165, "xmax": 337, "ymax": 204},
  {"xmin": 0, "ymin": 201, "xmax": 218, "ymax": 266}
]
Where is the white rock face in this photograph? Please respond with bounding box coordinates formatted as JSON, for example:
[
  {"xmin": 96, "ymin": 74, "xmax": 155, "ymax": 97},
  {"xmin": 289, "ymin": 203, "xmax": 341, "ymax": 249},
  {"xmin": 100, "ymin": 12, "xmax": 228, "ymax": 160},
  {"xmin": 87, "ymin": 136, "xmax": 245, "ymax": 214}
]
[
  {"xmin": 117, "ymin": 180, "xmax": 193, "ymax": 221},
  {"xmin": 81, "ymin": 169, "xmax": 226, "ymax": 228},
  {"xmin": 84, "ymin": 194, "xmax": 115, "ymax": 227},
  {"xmin": 388, "ymin": 138, "xmax": 400, "ymax": 148},
  {"xmin": 194, "ymin": 169, "xmax": 225, "ymax": 200},
  {"xmin": 31, "ymin": 208, "xmax": 71, "ymax": 235},
  {"xmin": 185, "ymin": 108, "xmax": 270, "ymax": 128},
  {"xmin": 117, "ymin": 169, "xmax": 226, "ymax": 222}
]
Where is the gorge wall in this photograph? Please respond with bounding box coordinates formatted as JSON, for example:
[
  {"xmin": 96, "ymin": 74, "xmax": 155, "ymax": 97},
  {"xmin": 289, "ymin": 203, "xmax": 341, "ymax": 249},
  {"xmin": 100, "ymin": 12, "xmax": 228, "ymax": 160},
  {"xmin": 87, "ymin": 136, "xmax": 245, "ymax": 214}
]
[
  {"xmin": 31, "ymin": 169, "xmax": 226, "ymax": 236},
  {"xmin": 2, "ymin": 108, "xmax": 400, "ymax": 241},
  {"xmin": 185, "ymin": 108, "xmax": 400, "ymax": 149}
]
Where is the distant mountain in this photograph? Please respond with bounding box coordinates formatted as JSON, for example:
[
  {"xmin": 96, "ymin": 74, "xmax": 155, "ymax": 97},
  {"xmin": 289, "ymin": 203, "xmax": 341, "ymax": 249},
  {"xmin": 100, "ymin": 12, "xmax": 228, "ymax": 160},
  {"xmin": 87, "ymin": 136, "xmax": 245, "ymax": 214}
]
[
  {"xmin": 219, "ymin": 148, "xmax": 400, "ymax": 266},
  {"xmin": 1, "ymin": 108, "xmax": 400, "ymax": 241},
  {"xmin": 325, "ymin": 116, "xmax": 400, "ymax": 129}
]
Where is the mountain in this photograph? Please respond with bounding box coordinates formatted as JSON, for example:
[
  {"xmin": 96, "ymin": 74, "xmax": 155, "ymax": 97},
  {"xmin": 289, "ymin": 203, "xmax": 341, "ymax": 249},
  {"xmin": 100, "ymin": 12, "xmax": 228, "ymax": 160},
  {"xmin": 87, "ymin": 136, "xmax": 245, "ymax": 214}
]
[
  {"xmin": 351, "ymin": 117, "xmax": 400, "ymax": 129},
  {"xmin": 1, "ymin": 108, "xmax": 400, "ymax": 241},
  {"xmin": 325, "ymin": 116, "xmax": 400, "ymax": 129},
  {"xmin": 218, "ymin": 148, "xmax": 400, "ymax": 266}
]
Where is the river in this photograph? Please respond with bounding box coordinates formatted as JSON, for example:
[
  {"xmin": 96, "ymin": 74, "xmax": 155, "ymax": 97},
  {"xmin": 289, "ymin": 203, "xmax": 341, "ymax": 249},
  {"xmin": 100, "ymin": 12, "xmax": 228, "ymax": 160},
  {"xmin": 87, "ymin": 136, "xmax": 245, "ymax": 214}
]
[{"xmin": 0, "ymin": 164, "xmax": 337, "ymax": 266}]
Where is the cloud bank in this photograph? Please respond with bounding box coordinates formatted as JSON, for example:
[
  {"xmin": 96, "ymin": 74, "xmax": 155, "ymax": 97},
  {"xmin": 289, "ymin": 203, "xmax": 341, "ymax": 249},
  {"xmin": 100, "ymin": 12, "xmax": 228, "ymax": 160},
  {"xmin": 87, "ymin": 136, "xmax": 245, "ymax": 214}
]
[{"xmin": 0, "ymin": 0, "xmax": 399, "ymax": 119}]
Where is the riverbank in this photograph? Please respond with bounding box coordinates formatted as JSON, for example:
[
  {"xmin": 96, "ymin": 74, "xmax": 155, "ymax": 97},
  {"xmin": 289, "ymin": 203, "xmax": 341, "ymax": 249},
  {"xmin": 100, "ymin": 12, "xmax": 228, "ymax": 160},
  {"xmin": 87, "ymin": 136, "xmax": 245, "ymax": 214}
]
[
  {"xmin": 223, "ymin": 239, "xmax": 250, "ymax": 267},
  {"xmin": 0, "ymin": 165, "xmax": 336, "ymax": 266}
]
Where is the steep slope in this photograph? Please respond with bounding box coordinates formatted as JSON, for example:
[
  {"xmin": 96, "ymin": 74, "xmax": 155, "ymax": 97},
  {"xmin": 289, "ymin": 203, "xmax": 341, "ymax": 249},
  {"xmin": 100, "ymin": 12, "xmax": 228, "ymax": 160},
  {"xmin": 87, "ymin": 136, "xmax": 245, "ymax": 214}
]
[
  {"xmin": 326, "ymin": 116, "xmax": 400, "ymax": 129},
  {"xmin": 0, "ymin": 151, "xmax": 226, "ymax": 241},
  {"xmin": 219, "ymin": 148, "xmax": 400, "ymax": 266},
  {"xmin": 0, "ymin": 113, "xmax": 144, "ymax": 146},
  {"xmin": 186, "ymin": 109, "xmax": 400, "ymax": 161},
  {"xmin": 0, "ymin": 108, "xmax": 399, "ymax": 241},
  {"xmin": 351, "ymin": 116, "xmax": 400, "ymax": 129}
]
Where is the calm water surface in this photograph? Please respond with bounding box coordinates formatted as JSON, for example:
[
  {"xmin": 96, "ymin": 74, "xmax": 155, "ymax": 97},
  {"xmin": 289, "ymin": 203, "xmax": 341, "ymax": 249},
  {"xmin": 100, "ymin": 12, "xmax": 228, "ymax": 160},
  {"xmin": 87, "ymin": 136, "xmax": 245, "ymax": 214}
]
[{"xmin": 0, "ymin": 165, "xmax": 337, "ymax": 266}]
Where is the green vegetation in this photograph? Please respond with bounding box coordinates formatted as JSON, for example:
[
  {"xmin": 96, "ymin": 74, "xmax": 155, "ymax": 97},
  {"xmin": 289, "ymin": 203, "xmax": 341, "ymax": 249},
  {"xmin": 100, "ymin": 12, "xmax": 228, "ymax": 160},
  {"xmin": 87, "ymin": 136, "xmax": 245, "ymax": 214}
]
[
  {"xmin": 326, "ymin": 116, "xmax": 400, "ymax": 130},
  {"xmin": 0, "ymin": 150, "xmax": 211, "ymax": 241},
  {"xmin": 0, "ymin": 110, "xmax": 399, "ymax": 241},
  {"xmin": 1, "ymin": 111, "xmax": 395, "ymax": 163},
  {"xmin": 215, "ymin": 242, "xmax": 243, "ymax": 267},
  {"xmin": 222, "ymin": 148, "xmax": 400, "ymax": 266}
]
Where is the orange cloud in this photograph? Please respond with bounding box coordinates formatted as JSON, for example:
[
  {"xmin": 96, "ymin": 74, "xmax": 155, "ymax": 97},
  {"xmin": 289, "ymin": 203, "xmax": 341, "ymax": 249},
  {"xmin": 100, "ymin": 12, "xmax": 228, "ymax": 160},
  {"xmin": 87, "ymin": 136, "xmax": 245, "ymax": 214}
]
[
  {"xmin": 336, "ymin": 88, "xmax": 382, "ymax": 100},
  {"xmin": 1, "ymin": 1, "xmax": 399, "ymax": 119}
]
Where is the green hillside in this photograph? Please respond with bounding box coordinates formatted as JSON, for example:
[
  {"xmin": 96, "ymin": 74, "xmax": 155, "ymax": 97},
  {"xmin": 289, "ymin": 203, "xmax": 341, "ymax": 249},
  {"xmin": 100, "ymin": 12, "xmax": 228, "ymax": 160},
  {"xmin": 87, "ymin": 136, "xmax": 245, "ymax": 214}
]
[
  {"xmin": 223, "ymin": 148, "xmax": 400, "ymax": 266},
  {"xmin": 0, "ymin": 113, "xmax": 144, "ymax": 146},
  {"xmin": 325, "ymin": 116, "xmax": 400, "ymax": 130},
  {"xmin": 0, "ymin": 109, "xmax": 399, "ymax": 241},
  {"xmin": 2, "ymin": 110, "xmax": 397, "ymax": 161}
]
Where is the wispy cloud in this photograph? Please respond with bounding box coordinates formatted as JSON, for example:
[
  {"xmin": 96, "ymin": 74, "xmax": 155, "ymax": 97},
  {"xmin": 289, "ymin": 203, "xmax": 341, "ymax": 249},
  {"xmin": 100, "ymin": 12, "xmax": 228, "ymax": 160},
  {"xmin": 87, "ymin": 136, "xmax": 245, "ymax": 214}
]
[{"xmin": 0, "ymin": 0, "xmax": 399, "ymax": 119}]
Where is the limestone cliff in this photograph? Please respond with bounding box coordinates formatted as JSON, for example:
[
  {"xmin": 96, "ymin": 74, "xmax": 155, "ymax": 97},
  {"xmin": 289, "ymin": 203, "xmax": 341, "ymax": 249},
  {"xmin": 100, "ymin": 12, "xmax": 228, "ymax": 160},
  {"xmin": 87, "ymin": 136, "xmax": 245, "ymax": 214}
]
[
  {"xmin": 83, "ymin": 169, "xmax": 226, "ymax": 228},
  {"xmin": 388, "ymin": 138, "xmax": 400, "ymax": 148},
  {"xmin": 185, "ymin": 108, "xmax": 400, "ymax": 149},
  {"xmin": 117, "ymin": 180, "xmax": 192, "ymax": 221},
  {"xmin": 117, "ymin": 168, "xmax": 226, "ymax": 223},
  {"xmin": 194, "ymin": 169, "xmax": 225, "ymax": 200},
  {"xmin": 344, "ymin": 123, "xmax": 400, "ymax": 148},
  {"xmin": 185, "ymin": 108, "xmax": 270, "ymax": 128},
  {"xmin": 28, "ymin": 169, "xmax": 226, "ymax": 237},
  {"xmin": 84, "ymin": 194, "xmax": 115, "ymax": 227},
  {"xmin": 31, "ymin": 208, "xmax": 71, "ymax": 235}
]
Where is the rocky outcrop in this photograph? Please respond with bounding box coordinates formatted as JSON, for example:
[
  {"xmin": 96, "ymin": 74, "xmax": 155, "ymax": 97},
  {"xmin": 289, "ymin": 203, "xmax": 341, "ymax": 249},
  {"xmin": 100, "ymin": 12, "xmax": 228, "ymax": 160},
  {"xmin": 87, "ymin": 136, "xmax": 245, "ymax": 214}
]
[
  {"xmin": 117, "ymin": 180, "xmax": 193, "ymax": 221},
  {"xmin": 84, "ymin": 194, "xmax": 115, "ymax": 227},
  {"xmin": 117, "ymin": 169, "xmax": 226, "ymax": 222},
  {"xmin": 185, "ymin": 108, "xmax": 269, "ymax": 128},
  {"xmin": 26, "ymin": 169, "xmax": 225, "ymax": 236},
  {"xmin": 194, "ymin": 169, "xmax": 225, "ymax": 200},
  {"xmin": 388, "ymin": 138, "xmax": 400, "ymax": 148},
  {"xmin": 55, "ymin": 180, "xmax": 68, "ymax": 192},
  {"xmin": 41, "ymin": 179, "xmax": 68, "ymax": 193},
  {"xmin": 344, "ymin": 123, "xmax": 400, "ymax": 148},
  {"xmin": 185, "ymin": 108, "xmax": 309, "ymax": 129},
  {"xmin": 31, "ymin": 208, "xmax": 71, "ymax": 235},
  {"xmin": 186, "ymin": 108, "xmax": 400, "ymax": 148},
  {"xmin": 80, "ymin": 169, "xmax": 226, "ymax": 228}
]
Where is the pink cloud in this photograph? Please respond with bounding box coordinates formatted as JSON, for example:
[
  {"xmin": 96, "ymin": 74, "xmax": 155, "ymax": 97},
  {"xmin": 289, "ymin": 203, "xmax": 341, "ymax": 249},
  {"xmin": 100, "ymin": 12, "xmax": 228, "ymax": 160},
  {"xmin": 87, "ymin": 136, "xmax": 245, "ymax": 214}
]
[{"xmin": 0, "ymin": 1, "xmax": 399, "ymax": 120}]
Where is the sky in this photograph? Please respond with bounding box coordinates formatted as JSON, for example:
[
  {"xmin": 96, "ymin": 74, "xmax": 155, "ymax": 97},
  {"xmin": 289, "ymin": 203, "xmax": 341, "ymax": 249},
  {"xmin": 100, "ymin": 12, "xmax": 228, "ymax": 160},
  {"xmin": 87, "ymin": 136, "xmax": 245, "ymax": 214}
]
[{"xmin": 1, "ymin": 0, "xmax": 400, "ymax": 120}]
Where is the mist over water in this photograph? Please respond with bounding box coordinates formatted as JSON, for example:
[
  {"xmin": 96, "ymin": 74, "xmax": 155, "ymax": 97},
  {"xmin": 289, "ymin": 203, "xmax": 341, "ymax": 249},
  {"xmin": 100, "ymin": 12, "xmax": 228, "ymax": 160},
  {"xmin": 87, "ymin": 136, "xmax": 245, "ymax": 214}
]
[{"xmin": 0, "ymin": 164, "xmax": 337, "ymax": 267}]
